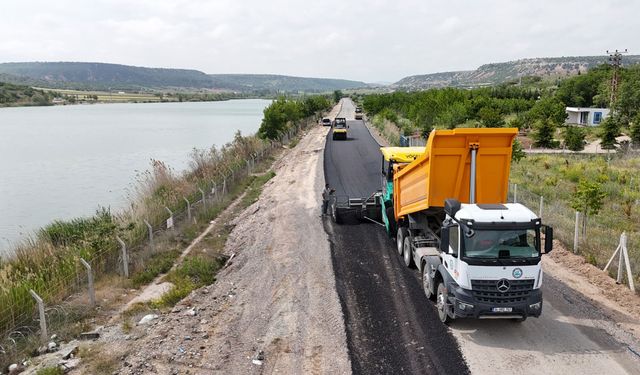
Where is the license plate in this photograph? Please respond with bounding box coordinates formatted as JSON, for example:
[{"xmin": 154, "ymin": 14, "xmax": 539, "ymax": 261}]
[{"xmin": 492, "ymin": 307, "xmax": 513, "ymax": 313}]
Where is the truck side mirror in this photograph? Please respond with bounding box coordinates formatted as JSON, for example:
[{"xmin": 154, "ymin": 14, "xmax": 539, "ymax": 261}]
[
  {"xmin": 543, "ymin": 225, "xmax": 553, "ymax": 254},
  {"xmin": 440, "ymin": 227, "xmax": 449, "ymax": 253}
]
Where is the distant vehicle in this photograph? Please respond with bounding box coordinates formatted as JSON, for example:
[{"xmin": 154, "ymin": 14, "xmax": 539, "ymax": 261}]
[
  {"xmin": 355, "ymin": 107, "xmax": 363, "ymax": 120},
  {"xmin": 321, "ymin": 118, "xmax": 332, "ymax": 126},
  {"xmin": 332, "ymin": 117, "xmax": 348, "ymax": 140}
]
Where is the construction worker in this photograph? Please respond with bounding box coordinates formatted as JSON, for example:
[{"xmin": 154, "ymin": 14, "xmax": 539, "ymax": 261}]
[{"xmin": 322, "ymin": 183, "xmax": 335, "ymax": 215}]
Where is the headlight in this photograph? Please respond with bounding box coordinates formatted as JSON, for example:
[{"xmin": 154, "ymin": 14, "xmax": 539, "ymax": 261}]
[
  {"xmin": 457, "ymin": 301, "xmax": 474, "ymax": 311},
  {"xmin": 529, "ymin": 302, "xmax": 541, "ymax": 310}
]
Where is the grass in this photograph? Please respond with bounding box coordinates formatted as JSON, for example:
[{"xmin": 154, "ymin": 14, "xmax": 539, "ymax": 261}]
[
  {"xmin": 371, "ymin": 114, "xmax": 401, "ymax": 146},
  {"xmin": 78, "ymin": 344, "xmax": 119, "ymax": 374},
  {"xmin": 131, "ymin": 250, "xmax": 181, "ymax": 287},
  {"xmin": 36, "ymin": 367, "xmax": 64, "ymax": 375},
  {"xmin": 511, "ymin": 153, "xmax": 640, "ymax": 289},
  {"xmin": 153, "ymin": 255, "xmax": 226, "ymax": 308},
  {"xmin": 241, "ymin": 171, "xmax": 276, "ymax": 209}
]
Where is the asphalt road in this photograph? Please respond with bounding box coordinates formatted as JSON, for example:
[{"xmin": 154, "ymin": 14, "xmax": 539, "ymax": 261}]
[
  {"xmin": 323, "ymin": 99, "xmax": 640, "ymax": 375},
  {"xmin": 323, "ymin": 99, "xmax": 470, "ymax": 374}
]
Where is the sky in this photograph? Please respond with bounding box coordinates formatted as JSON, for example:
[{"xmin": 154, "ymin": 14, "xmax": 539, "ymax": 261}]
[{"xmin": 0, "ymin": 0, "xmax": 638, "ymax": 83}]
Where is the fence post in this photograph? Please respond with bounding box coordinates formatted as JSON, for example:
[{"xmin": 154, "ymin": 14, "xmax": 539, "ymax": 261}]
[
  {"xmin": 539, "ymin": 196, "xmax": 544, "ymax": 218},
  {"xmin": 212, "ymin": 181, "xmax": 218, "ymax": 201},
  {"xmin": 79, "ymin": 259, "xmax": 95, "ymax": 307},
  {"xmin": 617, "ymin": 238, "xmax": 625, "ymax": 283},
  {"xmin": 621, "ymin": 233, "xmax": 636, "ymax": 292},
  {"xmin": 199, "ymin": 188, "xmax": 206, "ymax": 208},
  {"xmin": 222, "ymin": 177, "xmax": 227, "ymax": 196},
  {"xmin": 29, "ymin": 290, "xmax": 47, "ymax": 342},
  {"xmin": 513, "ymin": 184, "xmax": 518, "ymax": 203},
  {"xmin": 144, "ymin": 219, "xmax": 154, "ymax": 252},
  {"xmin": 116, "ymin": 236, "xmax": 129, "ymax": 278},
  {"xmin": 183, "ymin": 197, "xmax": 191, "ymax": 222},
  {"xmin": 573, "ymin": 211, "xmax": 580, "ymax": 253},
  {"xmin": 604, "ymin": 232, "xmax": 636, "ymax": 292},
  {"xmin": 164, "ymin": 206, "xmax": 174, "ymax": 229},
  {"xmin": 246, "ymin": 160, "xmax": 251, "ymax": 175}
]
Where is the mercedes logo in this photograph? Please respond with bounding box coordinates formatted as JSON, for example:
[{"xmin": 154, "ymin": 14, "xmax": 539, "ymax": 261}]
[{"xmin": 496, "ymin": 279, "xmax": 511, "ymax": 293}]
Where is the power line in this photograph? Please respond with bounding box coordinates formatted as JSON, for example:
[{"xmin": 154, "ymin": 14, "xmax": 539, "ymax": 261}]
[{"xmin": 606, "ymin": 49, "xmax": 628, "ymax": 107}]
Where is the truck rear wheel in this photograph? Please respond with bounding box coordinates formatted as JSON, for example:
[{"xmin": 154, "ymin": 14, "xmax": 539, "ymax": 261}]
[
  {"xmin": 402, "ymin": 236, "xmax": 414, "ymax": 268},
  {"xmin": 396, "ymin": 227, "xmax": 407, "ymax": 255},
  {"xmin": 436, "ymin": 282, "xmax": 450, "ymax": 324}
]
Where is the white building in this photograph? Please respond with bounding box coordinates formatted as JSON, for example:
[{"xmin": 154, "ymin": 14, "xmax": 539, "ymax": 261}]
[{"xmin": 565, "ymin": 107, "xmax": 610, "ymax": 126}]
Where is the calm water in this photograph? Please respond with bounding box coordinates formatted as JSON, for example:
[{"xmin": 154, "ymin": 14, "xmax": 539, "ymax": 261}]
[{"xmin": 0, "ymin": 99, "xmax": 270, "ymax": 252}]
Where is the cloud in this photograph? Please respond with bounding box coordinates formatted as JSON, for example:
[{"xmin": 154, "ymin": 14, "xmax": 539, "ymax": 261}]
[{"xmin": 0, "ymin": 0, "xmax": 638, "ymax": 82}]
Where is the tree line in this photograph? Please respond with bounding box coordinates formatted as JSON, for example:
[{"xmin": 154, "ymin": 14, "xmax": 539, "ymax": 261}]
[
  {"xmin": 360, "ymin": 63, "xmax": 640, "ymax": 151},
  {"xmin": 258, "ymin": 95, "xmax": 332, "ymax": 139}
]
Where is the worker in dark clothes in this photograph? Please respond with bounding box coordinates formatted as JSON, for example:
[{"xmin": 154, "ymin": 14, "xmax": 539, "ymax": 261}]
[{"xmin": 322, "ymin": 183, "xmax": 335, "ymax": 215}]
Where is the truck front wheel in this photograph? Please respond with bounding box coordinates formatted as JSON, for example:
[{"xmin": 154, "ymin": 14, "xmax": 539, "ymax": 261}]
[
  {"xmin": 436, "ymin": 282, "xmax": 450, "ymax": 324},
  {"xmin": 422, "ymin": 265, "xmax": 434, "ymax": 300}
]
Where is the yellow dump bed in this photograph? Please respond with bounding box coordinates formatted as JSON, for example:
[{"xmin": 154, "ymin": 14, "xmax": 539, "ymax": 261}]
[{"xmin": 393, "ymin": 128, "xmax": 517, "ymax": 219}]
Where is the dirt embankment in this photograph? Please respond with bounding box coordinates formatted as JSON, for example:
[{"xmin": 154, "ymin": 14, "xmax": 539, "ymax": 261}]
[{"xmin": 95, "ymin": 105, "xmax": 351, "ymax": 374}]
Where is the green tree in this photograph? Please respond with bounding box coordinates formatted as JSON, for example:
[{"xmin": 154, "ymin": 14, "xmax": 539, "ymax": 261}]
[
  {"xmin": 570, "ymin": 179, "xmax": 606, "ymax": 235},
  {"xmin": 599, "ymin": 116, "xmax": 620, "ymax": 149},
  {"xmin": 630, "ymin": 113, "xmax": 640, "ymax": 147},
  {"xmin": 508, "ymin": 114, "xmax": 526, "ymax": 130},
  {"xmin": 333, "ymin": 90, "xmax": 343, "ymax": 103},
  {"xmin": 511, "ymin": 138, "xmax": 526, "ymax": 163},
  {"xmin": 615, "ymin": 66, "xmax": 640, "ymax": 121},
  {"xmin": 531, "ymin": 119, "xmax": 557, "ymax": 148},
  {"xmin": 563, "ymin": 126, "xmax": 586, "ymax": 151},
  {"xmin": 528, "ymin": 96, "xmax": 567, "ymax": 125},
  {"xmin": 478, "ymin": 107, "xmax": 505, "ymax": 128}
]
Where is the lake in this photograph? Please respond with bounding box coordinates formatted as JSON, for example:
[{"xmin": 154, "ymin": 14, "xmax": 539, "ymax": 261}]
[{"xmin": 0, "ymin": 99, "xmax": 270, "ymax": 253}]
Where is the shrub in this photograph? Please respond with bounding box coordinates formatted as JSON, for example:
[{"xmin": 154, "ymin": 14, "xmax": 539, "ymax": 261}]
[{"xmin": 564, "ymin": 126, "xmax": 586, "ymax": 151}]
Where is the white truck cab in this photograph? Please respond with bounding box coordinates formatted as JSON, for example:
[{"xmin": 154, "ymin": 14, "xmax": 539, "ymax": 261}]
[{"xmin": 421, "ymin": 199, "xmax": 553, "ymax": 323}]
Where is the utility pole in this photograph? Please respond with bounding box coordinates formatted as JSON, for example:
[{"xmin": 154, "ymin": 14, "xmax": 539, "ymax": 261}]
[{"xmin": 606, "ymin": 49, "xmax": 627, "ymax": 107}]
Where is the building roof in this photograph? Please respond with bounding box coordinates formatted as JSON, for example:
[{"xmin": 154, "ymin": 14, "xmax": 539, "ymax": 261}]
[{"xmin": 566, "ymin": 107, "xmax": 609, "ymax": 112}]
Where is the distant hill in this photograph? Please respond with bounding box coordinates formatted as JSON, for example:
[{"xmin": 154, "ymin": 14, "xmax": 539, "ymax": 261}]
[
  {"xmin": 393, "ymin": 55, "xmax": 640, "ymax": 90},
  {"xmin": 0, "ymin": 62, "xmax": 367, "ymax": 93},
  {"xmin": 208, "ymin": 74, "xmax": 367, "ymax": 93}
]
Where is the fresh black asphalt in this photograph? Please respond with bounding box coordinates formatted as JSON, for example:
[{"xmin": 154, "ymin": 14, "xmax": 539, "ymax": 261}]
[{"xmin": 323, "ymin": 118, "xmax": 470, "ymax": 374}]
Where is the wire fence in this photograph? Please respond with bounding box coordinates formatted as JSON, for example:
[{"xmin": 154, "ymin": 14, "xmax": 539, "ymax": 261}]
[
  {"xmin": 0, "ymin": 118, "xmax": 314, "ymax": 364},
  {"xmin": 508, "ymin": 183, "xmax": 639, "ymax": 292}
]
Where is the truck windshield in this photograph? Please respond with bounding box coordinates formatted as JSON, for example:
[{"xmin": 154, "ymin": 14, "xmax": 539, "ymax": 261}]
[{"xmin": 463, "ymin": 228, "xmax": 539, "ymax": 259}]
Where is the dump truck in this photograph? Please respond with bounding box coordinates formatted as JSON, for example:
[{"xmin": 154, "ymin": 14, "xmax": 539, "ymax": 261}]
[
  {"xmin": 332, "ymin": 117, "xmax": 348, "ymax": 140},
  {"xmin": 333, "ymin": 128, "xmax": 553, "ymax": 323},
  {"xmin": 355, "ymin": 107, "xmax": 363, "ymax": 120}
]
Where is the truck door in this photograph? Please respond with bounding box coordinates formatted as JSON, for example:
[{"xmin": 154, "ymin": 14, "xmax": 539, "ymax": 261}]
[{"xmin": 443, "ymin": 225, "xmax": 459, "ymax": 282}]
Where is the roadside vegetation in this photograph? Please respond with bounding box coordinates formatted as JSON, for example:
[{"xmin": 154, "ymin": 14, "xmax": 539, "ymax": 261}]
[
  {"xmin": 0, "ymin": 131, "xmax": 273, "ymax": 367},
  {"xmin": 258, "ymin": 95, "xmax": 332, "ymax": 139},
  {"xmin": 511, "ymin": 154, "xmax": 640, "ymax": 287}
]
